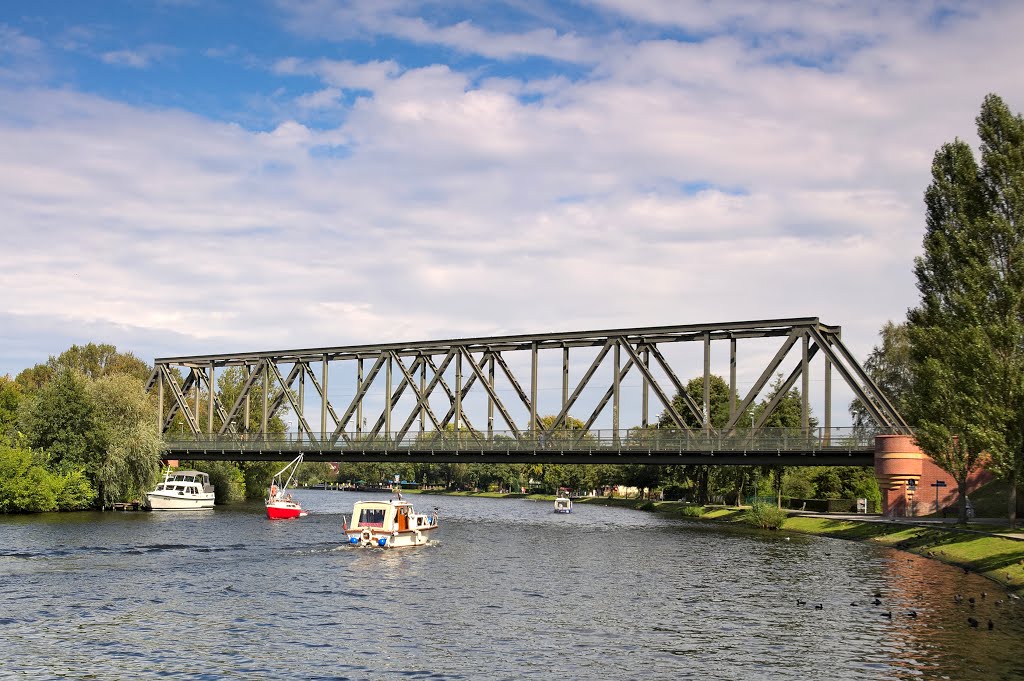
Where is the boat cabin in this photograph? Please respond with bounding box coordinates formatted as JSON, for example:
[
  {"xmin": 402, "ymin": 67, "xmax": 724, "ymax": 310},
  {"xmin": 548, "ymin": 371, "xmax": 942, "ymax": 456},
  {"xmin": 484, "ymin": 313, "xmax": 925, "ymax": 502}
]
[
  {"xmin": 345, "ymin": 497, "xmax": 439, "ymax": 548},
  {"xmin": 351, "ymin": 500, "xmax": 433, "ymax": 532},
  {"xmin": 153, "ymin": 471, "xmax": 212, "ymax": 496}
]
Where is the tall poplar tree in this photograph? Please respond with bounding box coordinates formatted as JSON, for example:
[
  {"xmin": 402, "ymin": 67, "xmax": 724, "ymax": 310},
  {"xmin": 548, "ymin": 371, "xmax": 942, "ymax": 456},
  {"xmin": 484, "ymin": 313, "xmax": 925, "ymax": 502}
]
[{"xmin": 907, "ymin": 94, "xmax": 1024, "ymax": 526}]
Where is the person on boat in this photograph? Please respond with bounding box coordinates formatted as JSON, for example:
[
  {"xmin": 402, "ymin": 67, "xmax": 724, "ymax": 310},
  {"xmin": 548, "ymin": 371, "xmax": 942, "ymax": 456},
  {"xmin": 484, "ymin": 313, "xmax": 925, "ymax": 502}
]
[{"xmin": 270, "ymin": 483, "xmax": 279, "ymax": 500}]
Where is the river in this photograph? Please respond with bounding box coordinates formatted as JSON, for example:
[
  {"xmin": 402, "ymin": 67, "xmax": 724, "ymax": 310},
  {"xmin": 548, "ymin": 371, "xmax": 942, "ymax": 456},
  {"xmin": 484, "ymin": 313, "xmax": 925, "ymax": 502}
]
[{"xmin": 1, "ymin": 490, "xmax": 1022, "ymax": 680}]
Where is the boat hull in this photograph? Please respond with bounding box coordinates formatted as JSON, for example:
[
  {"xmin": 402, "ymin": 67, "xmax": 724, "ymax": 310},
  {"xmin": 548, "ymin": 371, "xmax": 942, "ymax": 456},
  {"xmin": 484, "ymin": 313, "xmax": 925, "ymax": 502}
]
[
  {"xmin": 146, "ymin": 493, "xmax": 215, "ymax": 511},
  {"xmin": 266, "ymin": 502, "xmax": 305, "ymax": 520},
  {"xmin": 345, "ymin": 526, "xmax": 437, "ymax": 548}
]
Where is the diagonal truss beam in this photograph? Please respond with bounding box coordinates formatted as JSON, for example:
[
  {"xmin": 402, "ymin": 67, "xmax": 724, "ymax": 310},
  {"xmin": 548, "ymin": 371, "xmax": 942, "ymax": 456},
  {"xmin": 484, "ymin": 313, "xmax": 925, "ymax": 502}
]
[
  {"xmin": 150, "ymin": 318, "xmax": 910, "ymax": 445},
  {"xmin": 459, "ymin": 347, "xmax": 521, "ymax": 438}
]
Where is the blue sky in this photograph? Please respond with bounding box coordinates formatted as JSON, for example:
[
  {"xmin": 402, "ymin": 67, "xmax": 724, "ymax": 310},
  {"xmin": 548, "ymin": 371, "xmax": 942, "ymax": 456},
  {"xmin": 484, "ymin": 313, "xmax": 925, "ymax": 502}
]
[{"xmin": 1, "ymin": 1, "xmax": 1023, "ymax": 424}]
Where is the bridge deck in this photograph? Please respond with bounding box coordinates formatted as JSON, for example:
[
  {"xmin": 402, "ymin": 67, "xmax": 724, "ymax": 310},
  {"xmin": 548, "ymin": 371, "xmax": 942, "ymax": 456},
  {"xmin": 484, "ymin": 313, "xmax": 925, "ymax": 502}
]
[{"xmin": 162, "ymin": 430, "xmax": 879, "ymax": 466}]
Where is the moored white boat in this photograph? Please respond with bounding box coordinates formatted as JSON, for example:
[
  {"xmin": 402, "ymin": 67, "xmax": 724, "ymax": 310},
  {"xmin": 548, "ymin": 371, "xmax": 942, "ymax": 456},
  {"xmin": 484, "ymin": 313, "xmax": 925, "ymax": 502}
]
[
  {"xmin": 146, "ymin": 469, "xmax": 215, "ymax": 510},
  {"xmin": 266, "ymin": 454, "xmax": 308, "ymax": 520},
  {"xmin": 343, "ymin": 491, "xmax": 438, "ymax": 548}
]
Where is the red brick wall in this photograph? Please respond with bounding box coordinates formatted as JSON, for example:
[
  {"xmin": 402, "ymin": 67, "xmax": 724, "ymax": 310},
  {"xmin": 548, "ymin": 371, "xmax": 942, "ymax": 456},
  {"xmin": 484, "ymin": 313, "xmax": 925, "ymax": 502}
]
[{"xmin": 910, "ymin": 458, "xmax": 992, "ymax": 516}]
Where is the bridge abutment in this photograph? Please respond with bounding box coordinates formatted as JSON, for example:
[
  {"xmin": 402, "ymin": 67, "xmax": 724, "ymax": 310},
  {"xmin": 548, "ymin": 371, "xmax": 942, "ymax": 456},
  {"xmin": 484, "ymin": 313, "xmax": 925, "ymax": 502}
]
[{"xmin": 874, "ymin": 434, "xmax": 990, "ymax": 517}]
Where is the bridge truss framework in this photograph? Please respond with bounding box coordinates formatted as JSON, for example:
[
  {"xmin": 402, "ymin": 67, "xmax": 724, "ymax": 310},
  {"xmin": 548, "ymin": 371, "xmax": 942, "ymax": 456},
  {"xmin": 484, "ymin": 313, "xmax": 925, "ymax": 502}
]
[{"xmin": 148, "ymin": 318, "xmax": 907, "ymax": 463}]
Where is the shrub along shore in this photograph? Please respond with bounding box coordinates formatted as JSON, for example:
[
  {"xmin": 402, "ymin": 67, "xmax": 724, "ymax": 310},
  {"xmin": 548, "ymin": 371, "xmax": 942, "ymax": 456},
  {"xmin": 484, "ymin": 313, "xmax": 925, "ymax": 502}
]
[{"xmin": 419, "ymin": 490, "xmax": 1024, "ymax": 595}]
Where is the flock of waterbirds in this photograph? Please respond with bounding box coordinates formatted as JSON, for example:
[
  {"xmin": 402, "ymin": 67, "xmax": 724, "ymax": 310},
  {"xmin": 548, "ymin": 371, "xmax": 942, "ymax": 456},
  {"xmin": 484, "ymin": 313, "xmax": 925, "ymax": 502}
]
[{"xmin": 796, "ymin": 587, "xmax": 1018, "ymax": 630}]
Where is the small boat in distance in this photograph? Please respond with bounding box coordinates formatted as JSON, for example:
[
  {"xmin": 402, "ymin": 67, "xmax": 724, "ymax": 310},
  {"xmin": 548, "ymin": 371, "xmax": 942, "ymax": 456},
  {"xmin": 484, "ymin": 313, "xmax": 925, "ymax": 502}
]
[
  {"xmin": 266, "ymin": 454, "xmax": 308, "ymax": 520},
  {"xmin": 553, "ymin": 494, "xmax": 572, "ymax": 514},
  {"xmin": 146, "ymin": 469, "xmax": 215, "ymax": 510},
  {"xmin": 343, "ymin": 489, "xmax": 438, "ymax": 548}
]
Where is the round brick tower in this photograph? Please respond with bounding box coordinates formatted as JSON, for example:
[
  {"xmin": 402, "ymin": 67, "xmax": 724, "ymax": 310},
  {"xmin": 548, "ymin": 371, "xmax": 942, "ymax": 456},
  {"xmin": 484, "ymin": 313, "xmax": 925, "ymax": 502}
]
[{"xmin": 874, "ymin": 434, "xmax": 925, "ymax": 517}]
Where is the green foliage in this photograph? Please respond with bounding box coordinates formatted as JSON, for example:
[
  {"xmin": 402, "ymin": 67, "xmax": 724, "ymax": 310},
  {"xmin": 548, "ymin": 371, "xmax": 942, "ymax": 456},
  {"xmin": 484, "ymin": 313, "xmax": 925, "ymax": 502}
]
[
  {"xmin": 48, "ymin": 343, "xmax": 151, "ymax": 382},
  {"xmin": 54, "ymin": 470, "xmax": 97, "ymax": 510},
  {"xmin": 87, "ymin": 374, "xmax": 164, "ymax": 506},
  {"xmin": 0, "ymin": 445, "xmax": 57, "ymax": 512},
  {"xmin": 20, "ymin": 368, "xmax": 101, "ymax": 473},
  {"xmin": 214, "ymin": 366, "xmax": 289, "ymax": 434},
  {"xmin": 743, "ymin": 502, "xmax": 787, "ymax": 530},
  {"xmin": 18, "ymin": 366, "xmax": 163, "ymax": 507},
  {"xmin": 295, "ymin": 461, "xmax": 333, "ymax": 486},
  {"xmin": 186, "ymin": 460, "xmax": 246, "ymax": 504},
  {"xmin": 0, "ymin": 375, "xmax": 21, "ymax": 440},
  {"xmin": 850, "ymin": 322, "xmax": 913, "ymax": 431},
  {"xmin": 0, "ymin": 443, "xmax": 96, "ymax": 513},
  {"xmin": 907, "ymin": 94, "xmax": 1024, "ymax": 524},
  {"xmin": 679, "ymin": 504, "xmax": 706, "ymax": 517}
]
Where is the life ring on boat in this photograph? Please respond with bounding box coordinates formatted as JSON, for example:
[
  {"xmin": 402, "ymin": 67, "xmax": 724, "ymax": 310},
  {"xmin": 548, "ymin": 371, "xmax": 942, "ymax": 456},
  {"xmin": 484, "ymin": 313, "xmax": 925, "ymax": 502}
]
[{"xmin": 360, "ymin": 529, "xmax": 373, "ymax": 544}]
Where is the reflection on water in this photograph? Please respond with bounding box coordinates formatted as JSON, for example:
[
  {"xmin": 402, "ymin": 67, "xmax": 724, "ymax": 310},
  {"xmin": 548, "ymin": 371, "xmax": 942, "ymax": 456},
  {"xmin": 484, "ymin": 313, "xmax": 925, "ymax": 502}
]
[{"xmin": 1, "ymin": 490, "xmax": 1022, "ymax": 680}]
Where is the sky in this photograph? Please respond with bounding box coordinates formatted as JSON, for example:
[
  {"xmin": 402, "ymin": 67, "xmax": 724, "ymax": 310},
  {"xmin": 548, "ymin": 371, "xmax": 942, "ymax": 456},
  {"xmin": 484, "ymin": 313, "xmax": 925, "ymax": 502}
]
[{"xmin": 1, "ymin": 1, "xmax": 1023, "ymax": 426}]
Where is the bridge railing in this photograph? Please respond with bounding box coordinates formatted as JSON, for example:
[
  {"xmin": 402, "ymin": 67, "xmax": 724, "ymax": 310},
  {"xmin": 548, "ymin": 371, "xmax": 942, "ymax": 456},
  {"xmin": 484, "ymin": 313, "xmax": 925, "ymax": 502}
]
[{"xmin": 162, "ymin": 427, "xmax": 894, "ymax": 454}]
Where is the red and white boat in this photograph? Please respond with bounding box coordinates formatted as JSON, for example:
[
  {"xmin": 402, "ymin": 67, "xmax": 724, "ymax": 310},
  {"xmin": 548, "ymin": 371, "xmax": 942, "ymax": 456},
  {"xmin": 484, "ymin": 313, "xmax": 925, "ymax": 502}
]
[
  {"xmin": 266, "ymin": 454, "xmax": 308, "ymax": 520},
  {"xmin": 343, "ymin": 489, "xmax": 438, "ymax": 548}
]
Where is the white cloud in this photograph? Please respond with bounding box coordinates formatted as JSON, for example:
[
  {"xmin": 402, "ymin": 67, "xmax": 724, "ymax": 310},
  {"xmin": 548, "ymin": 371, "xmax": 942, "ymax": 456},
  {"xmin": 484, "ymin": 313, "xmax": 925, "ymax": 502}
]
[
  {"xmin": 277, "ymin": 0, "xmax": 603, "ymax": 63},
  {"xmin": 2, "ymin": 1, "xmax": 1024, "ymax": 429},
  {"xmin": 99, "ymin": 44, "xmax": 179, "ymax": 68}
]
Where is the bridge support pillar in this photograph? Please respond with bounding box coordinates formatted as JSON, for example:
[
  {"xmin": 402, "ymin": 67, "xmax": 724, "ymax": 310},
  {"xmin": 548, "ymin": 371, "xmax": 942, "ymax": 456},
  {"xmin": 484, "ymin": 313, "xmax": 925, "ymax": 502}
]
[
  {"xmin": 874, "ymin": 434, "xmax": 991, "ymax": 518},
  {"xmin": 874, "ymin": 435, "xmax": 924, "ymax": 518}
]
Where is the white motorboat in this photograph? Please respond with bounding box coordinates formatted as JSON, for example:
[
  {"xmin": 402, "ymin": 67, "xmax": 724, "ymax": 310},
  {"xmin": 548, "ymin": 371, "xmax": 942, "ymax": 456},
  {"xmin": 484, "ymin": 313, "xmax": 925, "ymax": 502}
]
[
  {"xmin": 553, "ymin": 495, "xmax": 572, "ymax": 513},
  {"xmin": 343, "ymin": 490, "xmax": 438, "ymax": 548},
  {"xmin": 145, "ymin": 469, "xmax": 215, "ymax": 510}
]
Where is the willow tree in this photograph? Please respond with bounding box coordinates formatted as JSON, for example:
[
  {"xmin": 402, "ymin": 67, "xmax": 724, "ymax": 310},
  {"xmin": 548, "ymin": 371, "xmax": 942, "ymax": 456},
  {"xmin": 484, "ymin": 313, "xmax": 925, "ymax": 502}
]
[{"xmin": 907, "ymin": 94, "xmax": 1024, "ymax": 526}]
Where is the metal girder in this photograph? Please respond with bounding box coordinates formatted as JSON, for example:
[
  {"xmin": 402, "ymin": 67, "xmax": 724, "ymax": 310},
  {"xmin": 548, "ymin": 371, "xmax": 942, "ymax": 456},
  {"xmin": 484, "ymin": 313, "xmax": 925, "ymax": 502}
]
[
  {"xmin": 193, "ymin": 363, "xmax": 234, "ymax": 435},
  {"xmin": 620, "ymin": 340, "xmax": 687, "ymax": 430},
  {"xmin": 727, "ymin": 331, "xmax": 801, "ymax": 430},
  {"xmin": 331, "ymin": 355, "xmax": 387, "ymax": 443},
  {"xmin": 807, "ymin": 326, "xmax": 911, "ymax": 432},
  {"xmin": 391, "ymin": 353, "xmax": 445, "ymax": 438},
  {"xmin": 150, "ymin": 318, "xmax": 910, "ymax": 455},
  {"xmin": 459, "ymin": 347, "xmax": 521, "ymax": 438},
  {"xmin": 218, "ymin": 360, "xmax": 264, "ymax": 435},
  {"xmin": 161, "ymin": 366, "xmax": 199, "ymax": 434},
  {"xmin": 433, "ymin": 354, "xmax": 484, "ymax": 436},
  {"xmin": 267, "ymin": 362, "xmax": 318, "ymax": 444},
  {"xmin": 543, "ymin": 340, "xmax": 613, "ymax": 435},
  {"xmin": 153, "ymin": 317, "xmax": 828, "ymax": 366},
  {"xmin": 647, "ymin": 344, "xmax": 704, "ymax": 425}
]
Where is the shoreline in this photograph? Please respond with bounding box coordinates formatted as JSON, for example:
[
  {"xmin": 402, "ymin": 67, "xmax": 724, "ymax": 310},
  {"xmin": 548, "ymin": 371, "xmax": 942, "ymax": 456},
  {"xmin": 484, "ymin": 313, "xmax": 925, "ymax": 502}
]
[
  {"xmin": 582, "ymin": 496, "xmax": 1024, "ymax": 595},
  {"xmin": 412, "ymin": 489, "xmax": 1024, "ymax": 595}
]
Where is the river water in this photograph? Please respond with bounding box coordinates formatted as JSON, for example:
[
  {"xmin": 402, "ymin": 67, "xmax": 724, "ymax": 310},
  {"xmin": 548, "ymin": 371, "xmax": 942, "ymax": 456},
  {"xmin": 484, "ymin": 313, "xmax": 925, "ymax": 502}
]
[{"xmin": 2, "ymin": 490, "xmax": 1022, "ymax": 680}]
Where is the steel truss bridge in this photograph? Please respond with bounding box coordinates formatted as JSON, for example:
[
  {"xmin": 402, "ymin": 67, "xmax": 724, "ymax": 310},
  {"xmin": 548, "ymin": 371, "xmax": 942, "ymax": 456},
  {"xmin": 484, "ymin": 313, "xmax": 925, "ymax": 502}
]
[{"xmin": 148, "ymin": 318, "xmax": 909, "ymax": 466}]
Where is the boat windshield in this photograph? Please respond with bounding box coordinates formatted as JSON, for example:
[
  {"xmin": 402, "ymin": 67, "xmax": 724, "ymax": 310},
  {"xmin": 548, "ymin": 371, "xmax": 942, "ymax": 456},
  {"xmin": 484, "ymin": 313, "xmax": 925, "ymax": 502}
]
[{"xmin": 358, "ymin": 508, "xmax": 386, "ymax": 527}]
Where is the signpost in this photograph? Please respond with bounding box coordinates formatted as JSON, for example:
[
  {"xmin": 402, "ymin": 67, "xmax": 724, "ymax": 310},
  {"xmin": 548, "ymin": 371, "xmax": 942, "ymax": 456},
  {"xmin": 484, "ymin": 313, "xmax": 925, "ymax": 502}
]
[{"xmin": 931, "ymin": 480, "xmax": 948, "ymax": 514}]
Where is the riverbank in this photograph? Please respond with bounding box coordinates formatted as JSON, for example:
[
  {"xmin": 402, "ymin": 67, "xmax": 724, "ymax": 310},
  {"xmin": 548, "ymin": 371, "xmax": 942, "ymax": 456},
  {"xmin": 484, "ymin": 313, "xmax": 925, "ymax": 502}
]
[
  {"xmin": 412, "ymin": 489, "xmax": 1024, "ymax": 594},
  {"xmin": 570, "ymin": 496, "xmax": 1024, "ymax": 595}
]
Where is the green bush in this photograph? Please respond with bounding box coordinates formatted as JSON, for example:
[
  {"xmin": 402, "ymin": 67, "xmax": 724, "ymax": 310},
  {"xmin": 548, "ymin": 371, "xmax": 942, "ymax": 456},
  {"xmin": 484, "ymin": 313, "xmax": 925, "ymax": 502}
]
[
  {"xmin": 54, "ymin": 470, "xmax": 96, "ymax": 510},
  {"xmin": 0, "ymin": 444, "xmax": 95, "ymax": 513},
  {"xmin": 680, "ymin": 505, "xmax": 706, "ymax": 517},
  {"xmin": 744, "ymin": 502, "xmax": 787, "ymax": 530}
]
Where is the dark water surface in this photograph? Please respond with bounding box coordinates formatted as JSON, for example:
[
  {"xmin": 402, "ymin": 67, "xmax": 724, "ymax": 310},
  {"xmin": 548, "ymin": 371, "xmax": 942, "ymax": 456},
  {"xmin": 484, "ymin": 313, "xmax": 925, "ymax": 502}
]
[{"xmin": 2, "ymin": 490, "xmax": 1022, "ymax": 680}]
